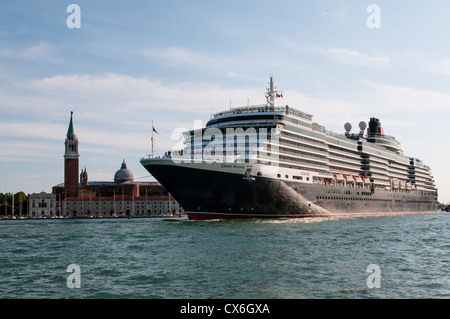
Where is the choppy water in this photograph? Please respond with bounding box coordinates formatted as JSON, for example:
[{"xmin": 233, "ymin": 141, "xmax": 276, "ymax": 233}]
[{"xmin": 1, "ymin": 212, "xmax": 450, "ymax": 299}]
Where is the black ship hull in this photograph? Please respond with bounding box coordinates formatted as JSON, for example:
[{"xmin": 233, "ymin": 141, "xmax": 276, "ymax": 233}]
[{"xmin": 141, "ymin": 160, "xmax": 439, "ymax": 220}]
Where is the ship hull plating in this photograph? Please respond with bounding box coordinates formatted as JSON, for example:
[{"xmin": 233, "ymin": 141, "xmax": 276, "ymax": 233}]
[{"xmin": 141, "ymin": 160, "xmax": 438, "ymax": 220}]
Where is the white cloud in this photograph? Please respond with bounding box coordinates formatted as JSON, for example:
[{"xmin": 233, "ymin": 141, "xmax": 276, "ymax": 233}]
[
  {"xmin": 0, "ymin": 121, "xmax": 66, "ymax": 140},
  {"xmin": 278, "ymin": 38, "xmax": 389, "ymax": 68},
  {"xmin": 23, "ymin": 42, "xmax": 55, "ymax": 60},
  {"xmin": 21, "ymin": 73, "xmax": 263, "ymax": 115},
  {"xmin": 140, "ymin": 47, "xmax": 208, "ymax": 67},
  {"xmin": 326, "ymin": 48, "xmax": 390, "ymax": 67},
  {"xmin": 0, "ymin": 41, "xmax": 60, "ymax": 62},
  {"xmin": 139, "ymin": 46, "xmax": 273, "ymax": 79},
  {"xmin": 283, "ymin": 80, "xmax": 450, "ymax": 121},
  {"xmin": 0, "ymin": 140, "xmax": 60, "ymax": 162},
  {"xmin": 425, "ymin": 58, "xmax": 450, "ymax": 76},
  {"xmin": 362, "ymin": 81, "xmax": 450, "ymax": 113},
  {"xmin": 5, "ymin": 73, "xmax": 449, "ymax": 147}
]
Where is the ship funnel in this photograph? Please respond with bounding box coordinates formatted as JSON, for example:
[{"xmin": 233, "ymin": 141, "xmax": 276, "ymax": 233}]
[{"xmin": 368, "ymin": 118, "xmax": 384, "ymax": 136}]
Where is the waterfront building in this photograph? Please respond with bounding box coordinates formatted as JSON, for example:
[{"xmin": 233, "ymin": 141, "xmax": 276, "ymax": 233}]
[
  {"xmin": 52, "ymin": 112, "xmax": 185, "ymax": 218},
  {"xmin": 28, "ymin": 191, "xmax": 56, "ymax": 218}
]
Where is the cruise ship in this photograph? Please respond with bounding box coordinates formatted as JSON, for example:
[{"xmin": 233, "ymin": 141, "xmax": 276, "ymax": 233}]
[{"xmin": 140, "ymin": 78, "xmax": 438, "ymax": 220}]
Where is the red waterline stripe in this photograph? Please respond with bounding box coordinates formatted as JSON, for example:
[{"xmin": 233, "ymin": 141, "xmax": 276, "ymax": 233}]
[{"xmin": 186, "ymin": 211, "xmax": 439, "ymax": 220}]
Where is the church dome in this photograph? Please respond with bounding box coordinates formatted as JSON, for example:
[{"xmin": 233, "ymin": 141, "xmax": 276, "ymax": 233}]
[{"xmin": 114, "ymin": 159, "xmax": 134, "ymax": 183}]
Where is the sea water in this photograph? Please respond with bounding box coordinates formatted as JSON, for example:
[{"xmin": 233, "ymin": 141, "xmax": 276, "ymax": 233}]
[{"xmin": 1, "ymin": 212, "xmax": 449, "ymax": 299}]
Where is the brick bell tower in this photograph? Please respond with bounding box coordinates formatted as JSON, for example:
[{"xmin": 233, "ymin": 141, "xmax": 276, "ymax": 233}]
[{"xmin": 64, "ymin": 111, "xmax": 79, "ymax": 198}]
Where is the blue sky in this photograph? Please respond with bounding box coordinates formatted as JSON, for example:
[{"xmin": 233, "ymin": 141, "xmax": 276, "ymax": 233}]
[{"xmin": 1, "ymin": 1, "xmax": 450, "ymax": 203}]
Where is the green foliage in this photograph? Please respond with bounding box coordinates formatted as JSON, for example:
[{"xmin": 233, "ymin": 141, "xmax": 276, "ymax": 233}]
[
  {"xmin": 0, "ymin": 192, "xmax": 28, "ymax": 216},
  {"xmin": 0, "ymin": 192, "xmax": 28, "ymax": 204},
  {"xmin": 13, "ymin": 192, "xmax": 27, "ymax": 203}
]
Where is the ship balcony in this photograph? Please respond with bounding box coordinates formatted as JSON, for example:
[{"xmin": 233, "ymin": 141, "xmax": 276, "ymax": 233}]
[
  {"xmin": 280, "ymin": 134, "xmax": 329, "ymax": 152},
  {"xmin": 276, "ymin": 155, "xmax": 330, "ymax": 171},
  {"xmin": 278, "ymin": 148, "xmax": 329, "ymax": 165},
  {"xmin": 278, "ymin": 140, "xmax": 329, "ymax": 157},
  {"xmin": 328, "ymin": 152, "xmax": 361, "ymax": 165}
]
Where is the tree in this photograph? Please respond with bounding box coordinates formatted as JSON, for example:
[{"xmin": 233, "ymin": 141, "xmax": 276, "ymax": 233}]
[{"xmin": 0, "ymin": 192, "xmax": 29, "ymax": 217}]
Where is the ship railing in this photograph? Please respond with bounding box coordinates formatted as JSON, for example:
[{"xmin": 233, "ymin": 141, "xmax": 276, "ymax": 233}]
[
  {"xmin": 212, "ymin": 104, "xmax": 267, "ymax": 118},
  {"xmin": 285, "ymin": 106, "xmax": 313, "ymax": 120},
  {"xmin": 325, "ymin": 129, "xmax": 409, "ymax": 156},
  {"xmin": 326, "ymin": 130, "xmax": 346, "ymax": 139},
  {"xmin": 212, "ymin": 105, "xmax": 312, "ymax": 120},
  {"xmin": 326, "ymin": 129, "xmax": 400, "ymax": 144},
  {"xmin": 368, "ymin": 133, "xmax": 399, "ymax": 142},
  {"xmin": 312, "ymin": 122, "xmax": 326, "ymax": 133}
]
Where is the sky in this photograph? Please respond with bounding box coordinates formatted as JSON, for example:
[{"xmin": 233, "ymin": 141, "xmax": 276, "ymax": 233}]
[{"xmin": 1, "ymin": 0, "xmax": 450, "ymax": 203}]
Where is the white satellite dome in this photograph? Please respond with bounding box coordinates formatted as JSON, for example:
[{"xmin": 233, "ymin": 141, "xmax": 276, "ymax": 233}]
[
  {"xmin": 359, "ymin": 121, "xmax": 367, "ymax": 131},
  {"xmin": 344, "ymin": 122, "xmax": 352, "ymax": 132}
]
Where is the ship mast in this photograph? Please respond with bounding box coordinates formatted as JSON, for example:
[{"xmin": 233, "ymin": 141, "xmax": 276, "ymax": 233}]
[
  {"xmin": 151, "ymin": 120, "xmax": 154, "ymax": 158},
  {"xmin": 265, "ymin": 76, "xmax": 281, "ymax": 110}
]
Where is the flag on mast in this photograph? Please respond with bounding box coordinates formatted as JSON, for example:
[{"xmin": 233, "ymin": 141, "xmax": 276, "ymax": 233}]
[{"xmin": 151, "ymin": 121, "xmax": 157, "ymax": 158}]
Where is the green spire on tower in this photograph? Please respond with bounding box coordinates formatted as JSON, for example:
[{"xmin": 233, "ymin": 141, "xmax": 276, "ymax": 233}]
[{"xmin": 67, "ymin": 111, "xmax": 76, "ymax": 137}]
